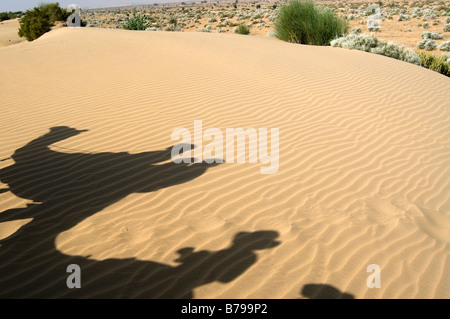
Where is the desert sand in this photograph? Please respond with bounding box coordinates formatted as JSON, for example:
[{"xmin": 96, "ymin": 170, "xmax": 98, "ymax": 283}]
[
  {"xmin": 0, "ymin": 27, "xmax": 449, "ymax": 298},
  {"xmin": 0, "ymin": 19, "xmax": 25, "ymax": 47}
]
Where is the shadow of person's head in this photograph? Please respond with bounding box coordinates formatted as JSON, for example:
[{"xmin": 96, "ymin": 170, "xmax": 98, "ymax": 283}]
[
  {"xmin": 301, "ymin": 283, "xmax": 354, "ymax": 299},
  {"xmin": 232, "ymin": 231, "xmax": 280, "ymax": 250}
]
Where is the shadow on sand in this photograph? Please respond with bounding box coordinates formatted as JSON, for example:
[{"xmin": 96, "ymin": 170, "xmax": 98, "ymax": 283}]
[
  {"xmin": 0, "ymin": 126, "xmax": 280, "ymax": 298},
  {"xmin": 301, "ymin": 284, "xmax": 354, "ymax": 299}
]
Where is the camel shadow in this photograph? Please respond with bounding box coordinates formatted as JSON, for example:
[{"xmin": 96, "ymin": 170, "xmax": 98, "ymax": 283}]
[{"xmin": 0, "ymin": 126, "xmax": 280, "ymax": 298}]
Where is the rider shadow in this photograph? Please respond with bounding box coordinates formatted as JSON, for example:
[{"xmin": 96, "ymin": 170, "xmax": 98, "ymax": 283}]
[
  {"xmin": 0, "ymin": 126, "xmax": 280, "ymax": 298},
  {"xmin": 301, "ymin": 284, "xmax": 354, "ymax": 299}
]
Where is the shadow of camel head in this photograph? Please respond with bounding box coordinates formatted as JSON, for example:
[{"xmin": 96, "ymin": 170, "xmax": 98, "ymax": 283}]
[
  {"xmin": 26, "ymin": 126, "xmax": 89, "ymax": 148},
  {"xmin": 49, "ymin": 126, "xmax": 89, "ymax": 136}
]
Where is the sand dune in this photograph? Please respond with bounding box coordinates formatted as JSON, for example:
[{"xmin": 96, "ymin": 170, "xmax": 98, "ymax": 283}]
[
  {"xmin": 0, "ymin": 19, "xmax": 24, "ymax": 47},
  {"xmin": 0, "ymin": 27, "xmax": 449, "ymax": 298}
]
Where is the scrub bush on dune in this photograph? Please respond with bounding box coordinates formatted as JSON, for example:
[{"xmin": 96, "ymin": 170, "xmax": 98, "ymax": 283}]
[
  {"xmin": 18, "ymin": 2, "xmax": 70, "ymax": 41},
  {"xmin": 18, "ymin": 8, "xmax": 52, "ymax": 41},
  {"xmin": 331, "ymin": 33, "xmax": 378, "ymax": 52},
  {"xmin": 275, "ymin": 0, "xmax": 348, "ymax": 45},
  {"xmin": 331, "ymin": 33, "xmax": 421, "ymax": 65},
  {"xmin": 331, "ymin": 33, "xmax": 448, "ymax": 77},
  {"xmin": 418, "ymin": 52, "xmax": 450, "ymax": 76}
]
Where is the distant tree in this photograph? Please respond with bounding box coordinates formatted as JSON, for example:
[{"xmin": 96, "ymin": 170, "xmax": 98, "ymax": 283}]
[
  {"xmin": 0, "ymin": 11, "xmax": 23, "ymax": 22},
  {"xmin": 0, "ymin": 12, "xmax": 10, "ymax": 21}
]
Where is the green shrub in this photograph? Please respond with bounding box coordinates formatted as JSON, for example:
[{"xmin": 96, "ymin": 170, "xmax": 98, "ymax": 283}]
[
  {"xmin": 18, "ymin": 7, "xmax": 52, "ymax": 41},
  {"xmin": 418, "ymin": 52, "xmax": 450, "ymax": 76},
  {"xmin": 0, "ymin": 12, "xmax": 9, "ymax": 21},
  {"xmin": 169, "ymin": 17, "xmax": 178, "ymax": 25},
  {"xmin": 429, "ymin": 57, "xmax": 449, "ymax": 75},
  {"xmin": 418, "ymin": 51, "xmax": 435, "ymax": 68},
  {"xmin": 235, "ymin": 23, "xmax": 250, "ymax": 35},
  {"xmin": 40, "ymin": 2, "xmax": 69, "ymax": 24},
  {"xmin": 275, "ymin": 0, "xmax": 348, "ymax": 45},
  {"xmin": 18, "ymin": 3, "xmax": 68, "ymax": 41},
  {"xmin": 123, "ymin": 13, "xmax": 147, "ymax": 30}
]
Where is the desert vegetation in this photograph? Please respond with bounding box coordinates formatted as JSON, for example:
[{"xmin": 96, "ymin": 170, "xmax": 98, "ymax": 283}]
[
  {"xmin": 418, "ymin": 51, "xmax": 450, "ymax": 74},
  {"xmin": 78, "ymin": 0, "xmax": 449, "ymax": 51},
  {"xmin": 0, "ymin": 11, "xmax": 23, "ymax": 22},
  {"xmin": 8, "ymin": 0, "xmax": 449, "ymax": 76},
  {"xmin": 18, "ymin": 2, "xmax": 70, "ymax": 41},
  {"xmin": 331, "ymin": 33, "xmax": 420, "ymax": 63},
  {"xmin": 331, "ymin": 32, "xmax": 449, "ymax": 76},
  {"xmin": 235, "ymin": 23, "xmax": 251, "ymax": 34},
  {"xmin": 123, "ymin": 13, "xmax": 148, "ymax": 30},
  {"xmin": 81, "ymin": 2, "xmax": 279, "ymax": 34},
  {"xmin": 274, "ymin": 0, "xmax": 348, "ymax": 45}
]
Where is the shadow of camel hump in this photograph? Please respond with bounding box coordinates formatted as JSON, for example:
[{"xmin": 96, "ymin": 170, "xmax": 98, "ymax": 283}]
[
  {"xmin": 0, "ymin": 126, "xmax": 280, "ymax": 298},
  {"xmin": 0, "ymin": 126, "xmax": 210, "ymax": 204}
]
